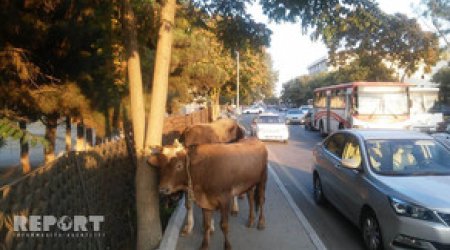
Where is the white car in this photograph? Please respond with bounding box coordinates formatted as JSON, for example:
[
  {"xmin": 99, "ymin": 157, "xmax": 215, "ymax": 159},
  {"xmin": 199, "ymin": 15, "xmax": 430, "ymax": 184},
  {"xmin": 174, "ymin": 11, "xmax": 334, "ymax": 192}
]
[
  {"xmin": 243, "ymin": 106, "xmax": 264, "ymax": 114},
  {"xmin": 252, "ymin": 113, "xmax": 289, "ymax": 143},
  {"xmin": 285, "ymin": 109, "xmax": 306, "ymax": 124}
]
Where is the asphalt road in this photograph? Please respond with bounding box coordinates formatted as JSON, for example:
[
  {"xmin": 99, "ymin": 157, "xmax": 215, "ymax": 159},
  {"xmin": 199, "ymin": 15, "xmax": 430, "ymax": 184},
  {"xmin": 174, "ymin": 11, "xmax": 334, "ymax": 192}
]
[{"xmin": 239, "ymin": 113, "xmax": 366, "ymax": 250}]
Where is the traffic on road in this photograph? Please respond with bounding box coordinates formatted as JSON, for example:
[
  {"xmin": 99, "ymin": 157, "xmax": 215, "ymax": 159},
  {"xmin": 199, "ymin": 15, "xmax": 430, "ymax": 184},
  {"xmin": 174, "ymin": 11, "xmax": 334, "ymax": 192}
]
[{"xmin": 239, "ymin": 106, "xmax": 450, "ymax": 250}]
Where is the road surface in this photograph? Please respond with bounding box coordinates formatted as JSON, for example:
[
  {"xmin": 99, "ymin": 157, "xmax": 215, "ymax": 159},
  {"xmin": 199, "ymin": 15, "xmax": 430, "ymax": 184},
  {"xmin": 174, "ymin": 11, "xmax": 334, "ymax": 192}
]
[{"xmin": 240, "ymin": 113, "xmax": 365, "ymax": 250}]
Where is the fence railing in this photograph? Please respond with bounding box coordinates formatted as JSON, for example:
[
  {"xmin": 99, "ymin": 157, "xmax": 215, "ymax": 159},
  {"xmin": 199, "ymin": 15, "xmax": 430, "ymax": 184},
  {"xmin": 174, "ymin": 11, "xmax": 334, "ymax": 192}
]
[
  {"xmin": 0, "ymin": 140, "xmax": 135, "ymax": 250},
  {"xmin": 0, "ymin": 108, "xmax": 211, "ymax": 250}
]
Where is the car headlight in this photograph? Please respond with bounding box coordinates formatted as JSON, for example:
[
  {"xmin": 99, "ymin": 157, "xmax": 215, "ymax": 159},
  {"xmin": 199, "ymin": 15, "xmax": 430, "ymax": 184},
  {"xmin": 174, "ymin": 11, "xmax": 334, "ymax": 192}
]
[{"xmin": 389, "ymin": 197, "xmax": 439, "ymax": 222}]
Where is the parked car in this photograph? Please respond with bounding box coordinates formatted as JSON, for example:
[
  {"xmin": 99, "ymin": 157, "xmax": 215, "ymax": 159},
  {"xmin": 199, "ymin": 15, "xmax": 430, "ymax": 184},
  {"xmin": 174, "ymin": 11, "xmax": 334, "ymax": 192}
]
[
  {"xmin": 285, "ymin": 109, "xmax": 306, "ymax": 124},
  {"xmin": 252, "ymin": 113, "xmax": 288, "ymax": 143},
  {"xmin": 433, "ymin": 122, "xmax": 450, "ymax": 149},
  {"xmin": 243, "ymin": 105, "xmax": 264, "ymax": 114},
  {"xmin": 313, "ymin": 130, "xmax": 450, "ymax": 250}
]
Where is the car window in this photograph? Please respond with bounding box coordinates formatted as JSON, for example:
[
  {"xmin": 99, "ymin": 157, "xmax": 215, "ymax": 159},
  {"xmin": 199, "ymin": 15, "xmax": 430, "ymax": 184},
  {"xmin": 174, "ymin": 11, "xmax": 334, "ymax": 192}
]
[
  {"xmin": 366, "ymin": 139, "xmax": 450, "ymax": 176},
  {"xmin": 342, "ymin": 135, "xmax": 362, "ymax": 167},
  {"xmin": 258, "ymin": 116, "xmax": 283, "ymax": 124},
  {"xmin": 324, "ymin": 133, "xmax": 346, "ymax": 159}
]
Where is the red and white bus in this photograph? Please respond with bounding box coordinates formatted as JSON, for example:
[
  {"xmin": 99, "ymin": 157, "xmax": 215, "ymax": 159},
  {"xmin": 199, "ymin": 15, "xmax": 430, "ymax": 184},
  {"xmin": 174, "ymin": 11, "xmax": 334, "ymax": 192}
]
[{"xmin": 312, "ymin": 82, "xmax": 412, "ymax": 135}]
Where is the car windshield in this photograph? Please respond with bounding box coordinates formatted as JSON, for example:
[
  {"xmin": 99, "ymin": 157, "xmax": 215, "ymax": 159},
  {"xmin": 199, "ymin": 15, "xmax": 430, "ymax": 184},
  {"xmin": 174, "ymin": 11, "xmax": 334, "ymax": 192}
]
[
  {"xmin": 300, "ymin": 108, "xmax": 310, "ymax": 114},
  {"xmin": 287, "ymin": 110, "xmax": 301, "ymax": 114},
  {"xmin": 366, "ymin": 139, "xmax": 450, "ymax": 176},
  {"xmin": 258, "ymin": 116, "xmax": 283, "ymax": 124}
]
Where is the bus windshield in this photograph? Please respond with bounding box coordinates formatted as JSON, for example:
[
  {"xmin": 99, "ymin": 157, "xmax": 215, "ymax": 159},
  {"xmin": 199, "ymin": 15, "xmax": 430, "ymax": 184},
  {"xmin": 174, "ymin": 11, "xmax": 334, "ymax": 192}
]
[{"xmin": 357, "ymin": 86, "xmax": 409, "ymax": 115}]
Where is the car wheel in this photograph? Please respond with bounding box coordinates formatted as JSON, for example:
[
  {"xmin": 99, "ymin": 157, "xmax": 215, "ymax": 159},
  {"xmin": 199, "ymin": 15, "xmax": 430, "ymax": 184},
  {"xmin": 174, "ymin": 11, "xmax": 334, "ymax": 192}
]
[
  {"xmin": 313, "ymin": 174, "xmax": 326, "ymax": 205},
  {"xmin": 361, "ymin": 210, "xmax": 383, "ymax": 250}
]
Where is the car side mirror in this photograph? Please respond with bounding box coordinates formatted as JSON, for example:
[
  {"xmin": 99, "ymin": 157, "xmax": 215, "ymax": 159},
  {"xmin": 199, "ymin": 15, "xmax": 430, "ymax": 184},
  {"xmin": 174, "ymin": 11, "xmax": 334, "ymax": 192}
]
[{"xmin": 341, "ymin": 158, "xmax": 361, "ymax": 170}]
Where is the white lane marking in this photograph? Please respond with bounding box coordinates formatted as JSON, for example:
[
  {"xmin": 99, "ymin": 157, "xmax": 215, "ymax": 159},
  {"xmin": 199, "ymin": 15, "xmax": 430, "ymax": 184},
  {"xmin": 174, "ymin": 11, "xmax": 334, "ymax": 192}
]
[
  {"xmin": 268, "ymin": 147, "xmax": 316, "ymax": 205},
  {"xmin": 269, "ymin": 165, "xmax": 327, "ymax": 250}
]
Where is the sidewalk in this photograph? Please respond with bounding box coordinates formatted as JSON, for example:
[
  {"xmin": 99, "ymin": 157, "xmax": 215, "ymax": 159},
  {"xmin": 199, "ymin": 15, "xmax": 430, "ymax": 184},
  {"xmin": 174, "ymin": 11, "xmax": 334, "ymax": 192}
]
[{"xmin": 173, "ymin": 166, "xmax": 325, "ymax": 250}]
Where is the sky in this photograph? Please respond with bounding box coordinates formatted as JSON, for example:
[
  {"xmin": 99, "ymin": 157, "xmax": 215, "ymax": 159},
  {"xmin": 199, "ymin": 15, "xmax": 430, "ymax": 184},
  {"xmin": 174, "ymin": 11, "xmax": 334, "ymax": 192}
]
[{"xmin": 247, "ymin": 0, "xmax": 423, "ymax": 95}]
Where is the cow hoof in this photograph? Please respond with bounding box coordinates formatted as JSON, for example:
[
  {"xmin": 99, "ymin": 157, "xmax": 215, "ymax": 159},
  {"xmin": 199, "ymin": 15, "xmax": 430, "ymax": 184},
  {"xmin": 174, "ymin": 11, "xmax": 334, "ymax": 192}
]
[
  {"xmin": 180, "ymin": 228, "xmax": 191, "ymax": 237},
  {"xmin": 257, "ymin": 222, "xmax": 265, "ymax": 230},
  {"xmin": 246, "ymin": 221, "xmax": 254, "ymax": 228},
  {"xmin": 230, "ymin": 210, "xmax": 238, "ymax": 216}
]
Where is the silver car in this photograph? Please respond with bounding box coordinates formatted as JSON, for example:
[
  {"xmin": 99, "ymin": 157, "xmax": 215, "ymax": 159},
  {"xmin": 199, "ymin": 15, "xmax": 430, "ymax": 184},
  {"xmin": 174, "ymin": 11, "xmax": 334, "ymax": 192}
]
[{"xmin": 312, "ymin": 130, "xmax": 450, "ymax": 250}]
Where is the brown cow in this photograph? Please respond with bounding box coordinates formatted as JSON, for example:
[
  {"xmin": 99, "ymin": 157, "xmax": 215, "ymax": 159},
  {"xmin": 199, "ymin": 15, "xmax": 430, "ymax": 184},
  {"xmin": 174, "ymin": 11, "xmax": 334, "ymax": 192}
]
[
  {"xmin": 180, "ymin": 118, "xmax": 245, "ymax": 235},
  {"xmin": 181, "ymin": 118, "xmax": 245, "ymax": 147},
  {"xmin": 149, "ymin": 138, "xmax": 267, "ymax": 250}
]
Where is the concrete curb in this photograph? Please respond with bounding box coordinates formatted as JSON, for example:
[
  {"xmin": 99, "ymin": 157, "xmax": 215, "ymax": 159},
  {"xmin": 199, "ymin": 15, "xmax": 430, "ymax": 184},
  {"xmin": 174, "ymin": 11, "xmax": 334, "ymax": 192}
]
[
  {"xmin": 157, "ymin": 197, "xmax": 186, "ymax": 250},
  {"xmin": 269, "ymin": 165, "xmax": 327, "ymax": 250}
]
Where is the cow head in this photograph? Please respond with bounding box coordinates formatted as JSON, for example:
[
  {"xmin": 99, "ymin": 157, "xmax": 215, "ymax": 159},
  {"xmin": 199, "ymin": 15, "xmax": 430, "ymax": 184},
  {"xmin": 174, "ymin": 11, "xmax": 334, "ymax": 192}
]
[{"xmin": 148, "ymin": 139, "xmax": 189, "ymax": 195}]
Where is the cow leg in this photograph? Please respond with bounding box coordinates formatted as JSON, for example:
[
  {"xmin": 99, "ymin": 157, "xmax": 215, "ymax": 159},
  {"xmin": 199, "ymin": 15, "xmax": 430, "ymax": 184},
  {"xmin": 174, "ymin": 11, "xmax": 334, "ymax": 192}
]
[
  {"xmin": 246, "ymin": 188, "xmax": 255, "ymax": 228},
  {"xmin": 181, "ymin": 193, "xmax": 194, "ymax": 236},
  {"xmin": 220, "ymin": 202, "xmax": 232, "ymax": 250},
  {"xmin": 210, "ymin": 217, "xmax": 215, "ymax": 232},
  {"xmin": 200, "ymin": 209, "xmax": 213, "ymax": 250},
  {"xmin": 230, "ymin": 196, "xmax": 239, "ymax": 216},
  {"xmin": 257, "ymin": 171, "xmax": 267, "ymax": 230}
]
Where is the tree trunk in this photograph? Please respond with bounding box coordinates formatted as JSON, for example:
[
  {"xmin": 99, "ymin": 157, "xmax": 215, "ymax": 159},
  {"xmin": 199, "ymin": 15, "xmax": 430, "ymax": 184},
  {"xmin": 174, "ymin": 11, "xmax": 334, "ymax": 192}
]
[
  {"xmin": 86, "ymin": 128, "xmax": 93, "ymax": 147},
  {"xmin": 76, "ymin": 122, "xmax": 85, "ymax": 151},
  {"xmin": 144, "ymin": 0, "xmax": 176, "ymax": 147},
  {"xmin": 44, "ymin": 116, "xmax": 58, "ymax": 163},
  {"xmin": 210, "ymin": 87, "xmax": 221, "ymax": 120},
  {"xmin": 65, "ymin": 116, "xmax": 72, "ymax": 151},
  {"xmin": 123, "ymin": 0, "xmax": 163, "ymax": 249},
  {"xmin": 19, "ymin": 121, "xmax": 31, "ymax": 174}
]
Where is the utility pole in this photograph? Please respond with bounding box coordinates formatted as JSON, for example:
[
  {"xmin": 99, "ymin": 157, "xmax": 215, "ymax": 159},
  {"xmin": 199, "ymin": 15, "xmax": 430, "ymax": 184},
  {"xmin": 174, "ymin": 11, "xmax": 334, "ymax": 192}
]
[{"xmin": 236, "ymin": 51, "xmax": 240, "ymax": 112}]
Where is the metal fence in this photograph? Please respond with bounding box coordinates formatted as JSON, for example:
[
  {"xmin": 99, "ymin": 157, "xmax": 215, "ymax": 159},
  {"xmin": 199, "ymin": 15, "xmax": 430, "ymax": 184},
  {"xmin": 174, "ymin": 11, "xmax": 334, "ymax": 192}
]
[
  {"xmin": 0, "ymin": 140, "xmax": 135, "ymax": 250},
  {"xmin": 0, "ymin": 108, "xmax": 211, "ymax": 250}
]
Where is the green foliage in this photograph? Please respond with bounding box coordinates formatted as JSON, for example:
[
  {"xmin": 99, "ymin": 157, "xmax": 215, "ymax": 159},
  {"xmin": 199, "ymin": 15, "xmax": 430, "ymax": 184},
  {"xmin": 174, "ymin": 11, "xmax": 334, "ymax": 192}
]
[
  {"xmin": 316, "ymin": 5, "xmax": 440, "ymax": 80},
  {"xmin": 420, "ymin": 0, "xmax": 450, "ymax": 47},
  {"xmin": 281, "ymin": 55, "xmax": 396, "ymax": 106},
  {"xmin": 432, "ymin": 65, "xmax": 450, "ymax": 105},
  {"xmin": 166, "ymin": 6, "xmax": 276, "ymax": 112},
  {"xmin": 333, "ymin": 55, "xmax": 397, "ymax": 82},
  {"xmin": 281, "ymin": 73, "xmax": 334, "ymax": 107},
  {"xmin": 0, "ymin": 118, "xmax": 48, "ymax": 148}
]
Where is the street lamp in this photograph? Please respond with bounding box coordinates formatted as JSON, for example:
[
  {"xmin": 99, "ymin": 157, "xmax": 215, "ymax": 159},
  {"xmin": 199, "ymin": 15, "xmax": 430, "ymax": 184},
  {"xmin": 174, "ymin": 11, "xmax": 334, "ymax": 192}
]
[{"xmin": 236, "ymin": 50, "xmax": 240, "ymax": 112}]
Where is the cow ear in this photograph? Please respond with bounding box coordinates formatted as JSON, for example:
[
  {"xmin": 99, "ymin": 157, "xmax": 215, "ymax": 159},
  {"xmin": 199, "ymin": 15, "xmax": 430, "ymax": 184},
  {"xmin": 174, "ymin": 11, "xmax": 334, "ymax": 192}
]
[{"xmin": 147, "ymin": 146, "xmax": 162, "ymax": 168}]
